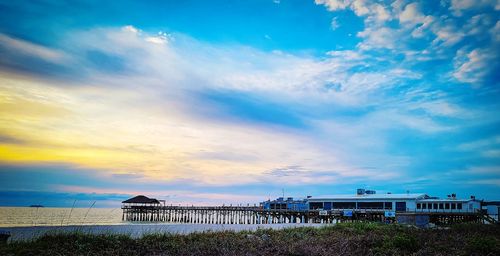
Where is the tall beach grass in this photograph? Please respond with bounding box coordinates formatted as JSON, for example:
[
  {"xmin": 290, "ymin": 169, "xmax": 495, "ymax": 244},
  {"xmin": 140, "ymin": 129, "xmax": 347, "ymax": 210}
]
[{"xmin": 1, "ymin": 222, "xmax": 499, "ymax": 255}]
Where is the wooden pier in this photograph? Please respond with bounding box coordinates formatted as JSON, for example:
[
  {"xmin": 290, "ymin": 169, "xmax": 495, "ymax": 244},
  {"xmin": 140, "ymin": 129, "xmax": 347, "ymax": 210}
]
[
  {"xmin": 122, "ymin": 206, "xmax": 318, "ymax": 224},
  {"xmin": 121, "ymin": 205, "xmax": 485, "ymax": 225},
  {"xmin": 121, "ymin": 195, "xmax": 495, "ymax": 225}
]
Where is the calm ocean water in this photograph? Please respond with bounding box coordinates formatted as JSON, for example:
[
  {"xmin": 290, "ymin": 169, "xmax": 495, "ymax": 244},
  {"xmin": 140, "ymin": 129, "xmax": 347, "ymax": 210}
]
[
  {"xmin": 0, "ymin": 207, "xmax": 123, "ymax": 227},
  {"xmin": 0, "ymin": 207, "xmax": 328, "ymax": 241}
]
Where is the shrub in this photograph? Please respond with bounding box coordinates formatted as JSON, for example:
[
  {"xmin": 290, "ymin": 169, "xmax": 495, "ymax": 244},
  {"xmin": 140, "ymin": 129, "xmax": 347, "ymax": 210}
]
[
  {"xmin": 378, "ymin": 234, "xmax": 420, "ymax": 253},
  {"xmin": 466, "ymin": 236, "xmax": 499, "ymax": 255},
  {"xmin": 391, "ymin": 234, "xmax": 419, "ymax": 252}
]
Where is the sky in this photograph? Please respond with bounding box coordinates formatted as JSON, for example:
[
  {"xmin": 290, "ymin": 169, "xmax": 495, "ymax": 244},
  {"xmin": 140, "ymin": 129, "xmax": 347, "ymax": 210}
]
[{"xmin": 0, "ymin": 0, "xmax": 499, "ymax": 208}]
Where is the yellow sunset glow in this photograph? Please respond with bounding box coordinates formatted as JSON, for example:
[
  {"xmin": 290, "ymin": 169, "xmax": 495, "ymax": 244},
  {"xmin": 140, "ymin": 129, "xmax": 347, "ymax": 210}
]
[{"xmin": 0, "ymin": 72, "xmax": 353, "ymax": 186}]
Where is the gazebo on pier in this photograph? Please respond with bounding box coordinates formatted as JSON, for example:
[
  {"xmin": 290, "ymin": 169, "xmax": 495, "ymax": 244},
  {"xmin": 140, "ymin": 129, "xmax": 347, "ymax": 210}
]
[
  {"xmin": 122, "ymin": 195, "xmax": 161, "ymax": 206},
  {"xmin": 121, "ymin": 195, "xmax": 166, "ymax": 221}
]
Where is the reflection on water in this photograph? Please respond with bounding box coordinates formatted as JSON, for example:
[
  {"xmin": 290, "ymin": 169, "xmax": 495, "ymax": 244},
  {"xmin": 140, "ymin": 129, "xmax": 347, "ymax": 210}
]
[{"xmin": 0, "ymin": 207, "xmax": 123, "ymax": 227}]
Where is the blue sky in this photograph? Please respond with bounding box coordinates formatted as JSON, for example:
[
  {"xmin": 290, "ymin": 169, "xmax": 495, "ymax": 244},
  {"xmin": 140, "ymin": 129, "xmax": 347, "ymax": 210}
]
[{"xmin": 0, "ymin": 0, "xmax": 499, "ymax": 207}]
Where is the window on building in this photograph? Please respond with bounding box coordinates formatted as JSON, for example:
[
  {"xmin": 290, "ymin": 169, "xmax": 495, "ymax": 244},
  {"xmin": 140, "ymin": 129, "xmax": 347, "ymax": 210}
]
[
  {"xmin": 384, "ymin": 202, "xmax": 392, "ymax": 209},
  {"xmin": 439, "ymin": 203, "xmax": 444, "ymax": 209},
  {"xmin": 270, "ymin": 203, "xmax": 287, "ymax": 210},
  {"xmin": 445, "ymin": 203, "xmax": 450, "ymax": 209},
  {"xmin": 323, "ymin": 202, "xmax": 332, "ymax": 210},
  {"xmin": 422, "ymin": 203, "xmax": 427, "ymax": 209},
  {"xmin": 417, "ymin": 203, "xmax": 421, "ymax": 209},
  {"xmin": 433, "ymin": 203, "xmax": 438, "ymax": 209},
  {"xmin": 358, "ymin": 202, "xmax": 384, "ymax": 209},
  {"xmin": 309, "ymin": 202, "xmax": 324, "ymax": 210},
  {"xmin": 457, "ymin": 203, "xmax": 462, "ymax": 210},
  {"xmin": 451, "ymin": 203, "xmax": 456, "ymax": 210},
  {"xmin": 395, "ymin": 202, "xmax": 407, "ymax": 212},
  {"xmin": 332, "ymin": 202, "xmax": 356, "ymax": 209}
]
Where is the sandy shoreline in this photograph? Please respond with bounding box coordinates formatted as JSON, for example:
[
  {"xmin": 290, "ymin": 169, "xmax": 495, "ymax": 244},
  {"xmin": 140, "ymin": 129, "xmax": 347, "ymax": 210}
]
[{"xmin": 0, "ymin": 223, "xmax": 328, "ymax": 241}]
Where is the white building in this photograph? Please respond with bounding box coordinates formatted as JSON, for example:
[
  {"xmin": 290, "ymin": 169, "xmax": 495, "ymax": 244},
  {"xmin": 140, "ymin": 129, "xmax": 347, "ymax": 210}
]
[{"xmin": 307, "ymin": 190, "xmax": 481, "ymax": 213}]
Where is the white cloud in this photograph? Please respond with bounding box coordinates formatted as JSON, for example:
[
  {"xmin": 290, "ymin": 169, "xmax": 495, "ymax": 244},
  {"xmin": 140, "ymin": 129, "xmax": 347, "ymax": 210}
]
[
  {"xmin": 326, "ymin": 49, "xmax": 364, "ymax": 60},
  {"xmin": 145, "ymin": 31, "xmax": 171, "ymax": 45},
  {"xmin": 457, "ymin": 137, "xmax": 500, "ymax": 158},
  {"xmin": 491, "ymin": 21, "xmax": 500, "ymax": 41},
  {"xmin": 458, "ymin": 137, "xmax": 500, "ymax": 151},
  {"xmin": 450, "ymin": 0, "xmax": 476, "ymax": 15},
  {"xmin": 357, "ymin": 26, "xmax": 399, "ymax": 50},
  {"xmin": 453, "ymin": 48, "xmax": 496, "ymax": 84},
  {"xmin": 414, "ymin": 100, "xmax": 465, "ymax": 117},
  {"xmin": 468, "ymin": 179, "xmax": 500, "ymax": 186},
  {"xmin": 373, "ymin": 3, "xmax": 391, "ymax": 21},
  {"xmin": 0, "ymin": 33, "xmax": 68, "ymax": 63},
  {"xmin": 450, "ymin": 0, "xmax": 500, "ymax": 16},
  {"xmin": 315, "ymin": 0, "xmax": 351, "ymax": 11},
  {"xmin": 431, "ymin": 21, "xmax": 465, "ymax": 46},
  {"xmin": 451, "ymin": 166, "xmax": 500, "ymax": 187},
  {"xmin": 351, "ymin": 0, "xmax": 370, "ymax": 16},
  {"xmin": 399, "ymin": 2, "xmax": 425, "ymax": 24},
  {"xmin": 391, "ymin": 0, "xmax": 407, "ymax": 13},
  {"xmin": 411, "ymin": 15, "xmax": 435, "ymax": 38},
  {"xmin": 145, "ymin": 37, "xmax": 165, "ymax": 44},
  {"xmin": 464, "ymin": 14, "xmax": 496, "ymax": 36},
  {"xmin": 122, "ymin": 25, "xmax": 139, "ymax": 34},
  {"xmin": 331, "ymin": 17, "xmax": 340, "ymax": 30},
  {"xmin": 316, "ymin": 0, "xmax": 392, "ymax": 27},
  {"xmin": 466, "ymin": 166, "xmax": 500, "ymax": 174},
  {"xmin": 482, "ymin": 150, "xmax": 500, "ymax": 158},
  {"xmin": 367, "ymin": 109, "xmax": 452, "ymax": 133}
]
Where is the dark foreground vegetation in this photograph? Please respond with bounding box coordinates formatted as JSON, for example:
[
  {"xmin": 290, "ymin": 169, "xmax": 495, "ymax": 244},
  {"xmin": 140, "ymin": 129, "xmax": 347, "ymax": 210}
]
[{"xmin": 1, "ymin": 223, "xmax": 499, "ymax": 255}]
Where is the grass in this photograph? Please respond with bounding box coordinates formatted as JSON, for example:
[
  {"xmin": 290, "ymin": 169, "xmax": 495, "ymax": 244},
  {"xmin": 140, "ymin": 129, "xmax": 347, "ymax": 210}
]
[{"xmin": 1, "ymin": 223, "xmax": 499, "ymax": 255}]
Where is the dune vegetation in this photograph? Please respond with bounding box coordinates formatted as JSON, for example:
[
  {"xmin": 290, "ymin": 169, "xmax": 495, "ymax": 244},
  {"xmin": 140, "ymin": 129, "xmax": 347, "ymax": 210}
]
[{"xmin": 1, "ymin": 223, "xmax": 499, "ymax": 255}]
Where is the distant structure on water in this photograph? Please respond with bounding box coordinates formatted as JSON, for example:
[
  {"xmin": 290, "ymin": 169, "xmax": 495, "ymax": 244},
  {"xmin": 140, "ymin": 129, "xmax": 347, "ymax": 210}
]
[{"xmin": 121, "ymin": 189, "xmax": 499, "ymax": 227}]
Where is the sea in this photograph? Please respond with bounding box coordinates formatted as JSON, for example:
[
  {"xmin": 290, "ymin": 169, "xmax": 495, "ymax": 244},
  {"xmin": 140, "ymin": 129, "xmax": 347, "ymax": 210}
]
[
  {"xmin": 0, "ymin": 207, "xmax": 328, "ymax": 241},
  {"xmin": 0, "ymin": 207, "xmax": 123, "ymax": 227}
]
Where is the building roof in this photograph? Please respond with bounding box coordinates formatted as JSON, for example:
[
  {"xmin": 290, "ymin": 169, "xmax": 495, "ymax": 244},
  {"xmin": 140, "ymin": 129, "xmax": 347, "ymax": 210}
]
[
  {"xmin": 308, "ymin": 193, "xmax": 428, "ymax": 201},
  {"xmin": 417, "ymin": 199, "xmax": 475, "ymax": 203},
  {"xmin": 122, "ymin": 195, "xmax": 160, "ymax": 204}
]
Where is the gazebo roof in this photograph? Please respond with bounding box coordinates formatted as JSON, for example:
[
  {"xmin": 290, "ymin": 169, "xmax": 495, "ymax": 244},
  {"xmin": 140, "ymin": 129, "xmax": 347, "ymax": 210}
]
[{"xmin": 122, "ymin": 195, "xmax": 160, "ymax": 204}]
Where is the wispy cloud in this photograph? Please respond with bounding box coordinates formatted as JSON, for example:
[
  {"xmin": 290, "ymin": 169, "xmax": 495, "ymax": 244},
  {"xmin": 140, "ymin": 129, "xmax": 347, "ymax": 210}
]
[
  {"xmin": 0, "ymin": 24, "xmax": 494, "ymax": 189},
  {"xmin": 0, "ymin": 33, "xmax": 68, "ymax": 63}
]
